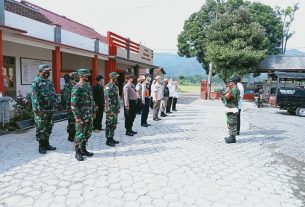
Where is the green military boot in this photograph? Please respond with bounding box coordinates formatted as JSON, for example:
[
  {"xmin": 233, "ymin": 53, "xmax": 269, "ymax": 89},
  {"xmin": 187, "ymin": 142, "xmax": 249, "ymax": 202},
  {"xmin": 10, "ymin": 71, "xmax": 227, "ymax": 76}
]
[
  {"xmin": 80, "ymin": 141, "xmax": 94, "ymax": 157},
  {"xmin": 45, "ymin": 140, "xmax": 56, "ymax": 151},
  {"xmin": 38, "ymin": 140, "xmax": 46, "ymax": 154},
  {"xmin": 75, "ymin": 146, "xmax": 84, "ymax": 161}
]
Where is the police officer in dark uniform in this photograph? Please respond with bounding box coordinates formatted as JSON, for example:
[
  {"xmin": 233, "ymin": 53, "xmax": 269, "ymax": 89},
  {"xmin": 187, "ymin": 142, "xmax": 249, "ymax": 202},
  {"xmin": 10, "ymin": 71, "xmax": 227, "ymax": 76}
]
[{"xmin": 123, "ymin": 73, "xmax": 138, "ymax": 136}]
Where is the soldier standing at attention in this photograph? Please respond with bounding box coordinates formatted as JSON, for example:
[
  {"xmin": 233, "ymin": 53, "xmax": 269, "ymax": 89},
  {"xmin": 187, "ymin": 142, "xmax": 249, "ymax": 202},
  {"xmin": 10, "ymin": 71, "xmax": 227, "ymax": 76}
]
[
  {"xmin": 123, "ymin": 73, "xmax": 138, "ymax": 136},
  {"xmin": 104, "ymin": 72, "xmax": 121, "ymax": 147},
  {"xmin": 71, "ymin": 69, "xmax": 95, "ymax": 161},
  {"xmin": 31, "ymin": 64, "xmax": 57, "ymax": 154},
  {"xmin": 63, "ymin": 72, "xmax": 78, "ymax": 142},
  {"xmin": 221, "ymin": 78, "xmax": 240, "ymax": 144}
]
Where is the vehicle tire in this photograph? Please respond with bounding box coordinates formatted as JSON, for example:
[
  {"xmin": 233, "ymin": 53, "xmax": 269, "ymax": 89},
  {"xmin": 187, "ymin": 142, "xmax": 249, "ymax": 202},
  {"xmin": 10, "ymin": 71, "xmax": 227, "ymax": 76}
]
[
  {"xmin": 296, "ymin": 107, "xmax": 305, "ymax": 117},
  {"xmin": 287, "ymin": 108, "xmax": 296, "ymax": 115}
]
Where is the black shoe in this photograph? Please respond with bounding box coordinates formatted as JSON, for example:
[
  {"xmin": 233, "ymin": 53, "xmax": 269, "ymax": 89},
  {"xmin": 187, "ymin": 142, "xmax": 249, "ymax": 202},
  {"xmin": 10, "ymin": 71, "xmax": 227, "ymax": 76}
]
[
  {"xmin": 161, "ymin": 114, "xmax": 166, "ymax": 117},
  {"xmin": 80, "ymin": 145, "xmax": 94, "ymax": 157},
  {"xmin": 68, "ymin": 136, "xmax": 74, "ymax": 142},
  {"xmin": 237, "ymin": 131, "xmax": 240, "ymax": 135},
  {"xmin": 112, "ymin": 139, "xmax": 120, "ymax": 144},
  {"xmin": 38, "ymin": 143, "xmax": 46, "ymax": 154},
  {"xmin": 167, "ymin": 111, "xmax": 173, "ymax": 114},
  {"xmin": 75, "ymin": 150, "xmax": 84, "ymax": 161},
  {"xmin": 131, "ymin": 130, "xmax": 137, "ymax": 134},
  {"xmin": 106, "ymin": 139, "xmax": 115, "ymax": 147},
  {"xmin": 126, "ymin": 131, "xmax": 134, "ymax": 136},
  {"xmin": 173, "ymin": 109, "xmax": 177, "ymax": 111},
  {"xmin": 45, "ymin": 140, "xmax": 56, "ymax": 151},
  {"xmin": 153, "ymin": 118, "xmax": 159, "ymax": 121},
  {"xmin": 146, "ymin": 123, "xmax": 151, "ymax": 126},
  {"xmin": 141, "ymin": 124, "xmax": 149, "ymax": 127},
  {"xmin": 225, "ymin": 136, "xmax": 236, "ymax": 144},
  {"xmin": 157, "ymin": 118, "xmax": 162, "ymax": 121}
]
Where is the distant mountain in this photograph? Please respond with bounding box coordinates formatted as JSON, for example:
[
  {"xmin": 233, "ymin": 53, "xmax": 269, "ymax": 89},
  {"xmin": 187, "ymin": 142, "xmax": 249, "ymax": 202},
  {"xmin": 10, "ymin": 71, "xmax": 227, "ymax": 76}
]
[
  {"xmin": 285, "ymin": 49, "xmax": 305, "ymax": 56},
  {"xmin": 153, "ymin": 53, "xmax": 206, "ymax": 78}
]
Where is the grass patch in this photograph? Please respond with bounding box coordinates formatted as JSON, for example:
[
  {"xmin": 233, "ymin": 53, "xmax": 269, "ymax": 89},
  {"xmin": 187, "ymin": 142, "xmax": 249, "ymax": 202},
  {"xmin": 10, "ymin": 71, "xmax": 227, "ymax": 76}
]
[{"xmin": 179, "ymin": 85, "xmax": 200, "ymax": 93}]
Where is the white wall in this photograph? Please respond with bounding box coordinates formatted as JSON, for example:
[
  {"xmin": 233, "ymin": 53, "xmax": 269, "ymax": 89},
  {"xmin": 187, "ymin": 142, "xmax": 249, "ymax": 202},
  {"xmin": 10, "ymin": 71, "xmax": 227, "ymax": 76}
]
[
  {"xmin": 3, "ymin": 41, "xmax": 52, "ymax": 96},
  {"xmin": 61, "ymin": 29, "xmax": 95, "ymax": 52},
  {"xmin": 5, "ymin": 11, "xmax": 54, "ymax": 42},
  {"xmin": 99, "ymin": 42, "xmax": 109, "ymax": 55},
  {"xmin": 62, "ymin": 52, "xmax": 91, "ymax": 70},
  {"xmin": 98, "ymin": 60, "xmax": 105, "ymax": 77},
  {"xmin": 62, "ymin": 52, "xmax": 105, "ymax": 77}
]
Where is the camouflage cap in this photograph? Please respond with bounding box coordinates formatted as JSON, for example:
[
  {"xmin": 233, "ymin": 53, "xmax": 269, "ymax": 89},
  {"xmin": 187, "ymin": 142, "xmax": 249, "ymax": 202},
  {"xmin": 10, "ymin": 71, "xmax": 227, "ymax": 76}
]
[
  {"xmin": 77, "ymin": 68, "xmax": 90, "ymax": 77},
  {"xmin": 69, "ymin": 72, "xmax": 78, "ymax": 80},
  {"xmin": 109, "ymin": 72, "xmax": 120, "ymax": 78},
  {"xmin": 38, "ymin": 64, "xmax": 52, "ymax": 72}
]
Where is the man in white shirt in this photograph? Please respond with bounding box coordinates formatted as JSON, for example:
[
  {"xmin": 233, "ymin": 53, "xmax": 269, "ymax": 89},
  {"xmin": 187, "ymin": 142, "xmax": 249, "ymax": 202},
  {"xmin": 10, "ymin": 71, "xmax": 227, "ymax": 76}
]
[
  {"xmin": 166, "ymin": 78, "xmax": 174, "ymax": 113},
  {"xmin": 152, "ymin": 76, "xmax": 162, "ymax": 121},
  {"xmin": 235, "ymin": 77, "xmax": 244, "ymax": 135}
]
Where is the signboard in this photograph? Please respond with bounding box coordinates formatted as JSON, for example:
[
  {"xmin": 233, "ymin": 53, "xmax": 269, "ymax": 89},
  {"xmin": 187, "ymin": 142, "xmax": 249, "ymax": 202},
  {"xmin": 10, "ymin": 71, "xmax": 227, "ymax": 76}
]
[
  {"xmin": 20, "ymin": 58, "xmax": 52, "ymax": 85},
  {"xmin": 129, "ymin": 45, "xmax": 153, "ymax": 65}
]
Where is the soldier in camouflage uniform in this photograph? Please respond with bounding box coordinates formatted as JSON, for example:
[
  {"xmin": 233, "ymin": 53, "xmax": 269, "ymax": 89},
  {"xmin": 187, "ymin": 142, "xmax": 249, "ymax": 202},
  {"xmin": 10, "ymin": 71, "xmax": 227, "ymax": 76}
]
[
  {"xmin": 104, "ymin": 72, "xmax": 121, "ymax": 147},
  {"xmin": 71, "ymin": 69, "xmax": 96, "ymax": 161},
  {"xmin": 221, "ymin": 78, "xmax": 240, "ymax": 144},
  {"xmin": 63, "ymin": 72, "xmax": 79, "ymax": 142},
  {"xmin": 31, "ymin": 64, "xmax": 57, "ymax": 154}
]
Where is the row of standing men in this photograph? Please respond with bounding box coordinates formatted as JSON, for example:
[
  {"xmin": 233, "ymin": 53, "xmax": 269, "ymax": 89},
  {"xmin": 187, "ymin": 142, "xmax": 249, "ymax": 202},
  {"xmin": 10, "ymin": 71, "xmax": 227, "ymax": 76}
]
[{"xmin": 30, "ymin": 64, "xmax": 179, "ymax": 161}]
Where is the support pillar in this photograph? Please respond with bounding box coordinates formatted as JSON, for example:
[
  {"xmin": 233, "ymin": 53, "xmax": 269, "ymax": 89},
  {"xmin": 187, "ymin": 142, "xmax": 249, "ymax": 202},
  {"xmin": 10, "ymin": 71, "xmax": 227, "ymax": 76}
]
[
  {"xmin": 105, "ymin": 45, "xmax": 117, "ymax": 84},
  {"xmin": 91, "ymin": 55, "xmax": 98, "ymax": 85},
  {"xmin": 52, "ymin": 46, "xmax": 61, "ymax": 93},
  {"xmin": 0, "ymin": 31, "xmax": 4, "ymax": 96}
]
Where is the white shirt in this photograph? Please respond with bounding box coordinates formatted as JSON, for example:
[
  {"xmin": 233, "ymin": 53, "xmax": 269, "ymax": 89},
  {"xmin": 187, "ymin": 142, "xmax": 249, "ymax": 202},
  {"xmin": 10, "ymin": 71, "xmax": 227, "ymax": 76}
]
[
  {"xmin": 237, "ymin": 82, "xmax": 244, "ymax": 109},
  {"xmin": 168, "ymin": 82, "xmax": 174, "ymax": 97},
  {"xmin": 153, "ymin": 82, "xmax": 162, "ymax": 101}
]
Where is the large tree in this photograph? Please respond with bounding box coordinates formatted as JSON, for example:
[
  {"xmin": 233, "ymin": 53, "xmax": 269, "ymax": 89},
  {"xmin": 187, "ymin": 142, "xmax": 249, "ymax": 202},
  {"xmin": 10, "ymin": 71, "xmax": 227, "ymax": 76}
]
[
  {"xmin": 177, "ymin": 0, "xmax": 283, "ymax": 80},
  {"xmin": 205, "ymin": 8, "xmax": 268, "ymax": 81}
]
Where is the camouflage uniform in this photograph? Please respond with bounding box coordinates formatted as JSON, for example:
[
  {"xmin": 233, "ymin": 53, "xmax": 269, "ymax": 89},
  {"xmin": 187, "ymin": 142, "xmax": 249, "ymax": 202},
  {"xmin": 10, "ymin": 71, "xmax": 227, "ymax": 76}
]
[
  {"xmin": 104, "ymin": 72, "xmax": 121, "ymax": 144},
  {"xmin": 31, "ymin": 64, "xmax": 57, "ymax": 153},
  {"xmin": 221, "ymin": 82, "xmax": 240, "ymax": 139},
  {"xmin": 63, "ymin": 72, "xmax": 78, "ymax": 141},
  {"xmin": 71, "ymin": 69, "xmax": 95, "ymax": 153}
]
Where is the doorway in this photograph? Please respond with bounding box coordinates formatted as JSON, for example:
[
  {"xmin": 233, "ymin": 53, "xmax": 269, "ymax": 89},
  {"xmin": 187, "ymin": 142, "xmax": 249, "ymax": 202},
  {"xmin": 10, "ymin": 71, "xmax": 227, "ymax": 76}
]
[{"xmin": 3, "ymin": 56, "xmax": 16, "ymax": 97}]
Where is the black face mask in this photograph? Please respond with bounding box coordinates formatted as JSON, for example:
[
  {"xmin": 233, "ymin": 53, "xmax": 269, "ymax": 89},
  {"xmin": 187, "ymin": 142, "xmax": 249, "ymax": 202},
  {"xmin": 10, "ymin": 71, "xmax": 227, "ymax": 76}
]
[{"xmin": 43, "ymin": 72, "xmax": 50, "ymax": 78}]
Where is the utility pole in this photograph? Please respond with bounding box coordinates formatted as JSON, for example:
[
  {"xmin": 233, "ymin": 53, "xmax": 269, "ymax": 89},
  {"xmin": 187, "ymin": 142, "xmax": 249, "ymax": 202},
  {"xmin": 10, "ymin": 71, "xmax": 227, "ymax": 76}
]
[{"xmin": 207, "ymin": 0, "xmax": 221, "ymax": 99}]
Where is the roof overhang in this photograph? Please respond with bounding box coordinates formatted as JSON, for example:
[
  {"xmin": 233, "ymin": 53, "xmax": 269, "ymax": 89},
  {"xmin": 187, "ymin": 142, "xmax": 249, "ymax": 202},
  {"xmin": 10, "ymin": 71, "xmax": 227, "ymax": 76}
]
[
  {"xmin": 115, "ymin": 56, "xmax": 158, "ymax": 69},
  {"xmin": 3, "ymin": 32, "xmax": 108, "ymax": 60},
  {"xmin": 256, "ymin": 55, "xmax": 305, "ymax": 73},
  {"xmin": 0, "ymin": 24, "xmax": 27, "ymax": 35}
]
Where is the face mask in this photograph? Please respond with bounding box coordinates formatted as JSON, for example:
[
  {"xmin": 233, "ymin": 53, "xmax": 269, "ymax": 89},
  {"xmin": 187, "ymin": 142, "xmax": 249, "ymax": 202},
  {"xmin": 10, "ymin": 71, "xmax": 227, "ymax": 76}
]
[
  {"xmin": 43, "ymin": 72, "xmax": 50, "ymax": 78},
  {"xmin": 84, "ymin": 76, "xmax": 90, "ymax": 82}
]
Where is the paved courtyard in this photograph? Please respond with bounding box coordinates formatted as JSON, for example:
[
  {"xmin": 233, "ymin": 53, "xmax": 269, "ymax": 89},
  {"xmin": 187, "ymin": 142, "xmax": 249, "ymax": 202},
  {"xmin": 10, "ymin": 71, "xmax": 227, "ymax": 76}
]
[{"xmin": 0, "ymin": 94, "xmax": 304, "ymax": 207}]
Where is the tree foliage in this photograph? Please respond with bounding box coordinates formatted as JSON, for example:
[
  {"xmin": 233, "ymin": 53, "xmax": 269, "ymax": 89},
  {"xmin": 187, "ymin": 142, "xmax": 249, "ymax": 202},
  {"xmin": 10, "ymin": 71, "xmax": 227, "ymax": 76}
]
[
  {"xmin": 177, "ymin": 0, "xmax": 284, "ymax": 81},
  {"xmin": 276, "ymin": 3, "xmax": 299, "ymax": 55}
]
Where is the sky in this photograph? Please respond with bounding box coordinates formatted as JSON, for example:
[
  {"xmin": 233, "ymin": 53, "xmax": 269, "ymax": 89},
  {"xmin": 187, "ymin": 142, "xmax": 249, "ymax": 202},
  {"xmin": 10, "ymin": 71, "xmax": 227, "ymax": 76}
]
[{"xmin": 20, "ymin": 0, "xmax": 305, "ymax": 53}]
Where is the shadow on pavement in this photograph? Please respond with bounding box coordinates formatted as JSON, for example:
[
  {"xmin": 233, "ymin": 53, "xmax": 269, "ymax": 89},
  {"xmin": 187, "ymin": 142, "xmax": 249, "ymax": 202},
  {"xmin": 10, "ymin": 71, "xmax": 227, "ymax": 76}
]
[{"xmin": 238, "ymin": 129, "xmax": 287, "ymax": 144}]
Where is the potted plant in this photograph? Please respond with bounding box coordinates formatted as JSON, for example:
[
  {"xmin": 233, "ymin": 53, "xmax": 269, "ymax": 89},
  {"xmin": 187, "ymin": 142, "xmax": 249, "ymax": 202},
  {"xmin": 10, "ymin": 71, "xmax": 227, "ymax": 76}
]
[{"xmin": 11, "ymin": 92, "xmax": 34, "ymax": 129}]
